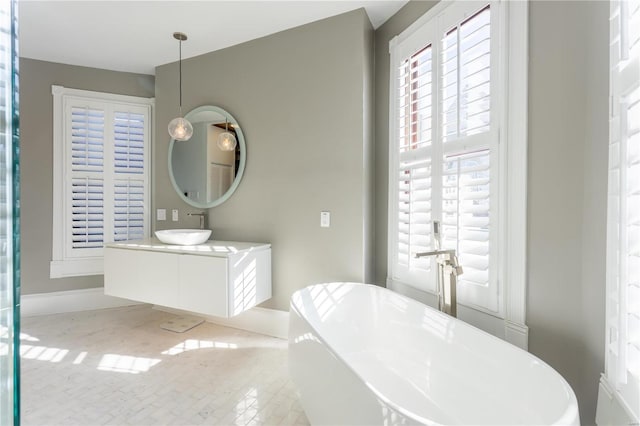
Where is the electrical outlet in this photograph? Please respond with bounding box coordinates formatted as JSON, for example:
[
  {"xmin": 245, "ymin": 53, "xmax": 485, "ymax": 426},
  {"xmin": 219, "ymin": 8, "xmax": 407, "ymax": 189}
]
[
  {"xmin": 320, "ymin": 211, "xmax": 331, "ymax": 228},
  {"xmin": 157, "ymin": 209, "xmax": 166, "ymax": 221},
  {"xmin": 172, "ymin": 209, "xmax": 179, "ymax": 221}
]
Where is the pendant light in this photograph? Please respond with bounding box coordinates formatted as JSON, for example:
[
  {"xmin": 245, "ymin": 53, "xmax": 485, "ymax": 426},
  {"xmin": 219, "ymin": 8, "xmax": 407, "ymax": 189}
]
[
  {"xmin": 217, "ymin": 119, "xmax": 237, "ymax": 151},
  {"xmin": 167, "ymin": 32, "xmax": 193, "ymax": 141}
]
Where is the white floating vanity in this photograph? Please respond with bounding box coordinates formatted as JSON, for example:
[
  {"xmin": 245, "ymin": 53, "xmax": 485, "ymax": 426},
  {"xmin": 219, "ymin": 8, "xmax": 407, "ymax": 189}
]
[{"xmin": 104, "ymin": 239, "xmax": 271, "ymax": 318}]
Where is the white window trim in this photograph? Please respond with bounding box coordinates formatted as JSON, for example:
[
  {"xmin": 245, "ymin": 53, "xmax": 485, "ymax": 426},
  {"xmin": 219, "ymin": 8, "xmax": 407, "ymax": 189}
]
[
  {"xmin": 50, "ymin": 85, "xmax": 154, "ymax": 278},
  {"xmin": 387, "ymin": 0, "xmax": 528, "ymax": 348}
]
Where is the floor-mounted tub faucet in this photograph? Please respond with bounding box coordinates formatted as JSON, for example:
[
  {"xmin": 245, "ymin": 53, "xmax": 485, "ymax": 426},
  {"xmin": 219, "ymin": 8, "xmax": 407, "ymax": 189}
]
[
  {"xmin": 187, "ymin": 212, "xmax": 208, "ymax": 229},
  {"xmin": 414, "ymin": 221, "xmax": 463, "ymax": 317}
]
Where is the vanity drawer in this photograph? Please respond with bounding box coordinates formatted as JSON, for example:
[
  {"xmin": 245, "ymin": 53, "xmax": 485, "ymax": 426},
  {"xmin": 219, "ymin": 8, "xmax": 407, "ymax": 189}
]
[{"xmin": 104, "ymin": 248, "xmax": 179, "ymax": 307}]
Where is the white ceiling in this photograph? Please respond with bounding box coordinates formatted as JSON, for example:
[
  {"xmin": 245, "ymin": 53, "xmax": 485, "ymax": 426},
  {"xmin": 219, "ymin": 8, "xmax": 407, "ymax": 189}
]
[{"xmin": 19, "ymin": 0, "xmax": 408, "ymax": 75}]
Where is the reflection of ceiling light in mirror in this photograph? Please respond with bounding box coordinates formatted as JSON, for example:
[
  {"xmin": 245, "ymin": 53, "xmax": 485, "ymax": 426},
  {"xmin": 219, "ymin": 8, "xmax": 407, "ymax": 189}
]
[
  {"xmin": 168, "ymin": 32, "xmax": 193, "ymax": 141},
  {"xmin": 217, "ymin": 132, "xmax": 237, "ymax": 151},
  {"xmin": 217, "ymin": 119, "xmax": 237, "ymax": 151}
]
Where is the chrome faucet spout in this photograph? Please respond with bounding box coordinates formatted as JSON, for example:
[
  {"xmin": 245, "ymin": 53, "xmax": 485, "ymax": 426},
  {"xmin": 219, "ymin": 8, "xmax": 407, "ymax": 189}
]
[
  {"xmin": 414, "ymin": 249, "xmax": 456, "ymax": 258},
  {"xmin": 187, "ymin": 212, "xmax": 207, "ymax": 229}
]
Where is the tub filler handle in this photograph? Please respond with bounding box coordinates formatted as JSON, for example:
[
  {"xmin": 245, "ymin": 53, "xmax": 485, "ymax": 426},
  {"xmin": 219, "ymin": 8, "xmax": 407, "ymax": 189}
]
[{"xmin": 414, "ymin": 222, "xmax": 463, "ymax": 317}]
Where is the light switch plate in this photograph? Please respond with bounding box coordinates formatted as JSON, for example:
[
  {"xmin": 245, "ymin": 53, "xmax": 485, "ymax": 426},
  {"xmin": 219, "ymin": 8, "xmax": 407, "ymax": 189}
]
[
  {"xmin": 157, "ymin": 209, "xmax": 166, "ymax": 221},
  {"xmin": 320, "ymin": 211, "xmax": 331, "ymax": 228},
  {"xmin": 172, "ymin": 209, "xmax": 179, "ymax": 221}
]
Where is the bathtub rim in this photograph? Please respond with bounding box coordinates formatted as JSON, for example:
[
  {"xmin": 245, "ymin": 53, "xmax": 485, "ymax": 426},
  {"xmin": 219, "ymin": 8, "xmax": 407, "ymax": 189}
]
[{"xmin": 289, "ymin": 282, "xmax": 579, "ymax": 425}]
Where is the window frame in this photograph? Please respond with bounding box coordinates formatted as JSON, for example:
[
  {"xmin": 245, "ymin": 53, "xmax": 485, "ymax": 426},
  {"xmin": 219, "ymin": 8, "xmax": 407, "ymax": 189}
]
[
  {"xmin": 387, "ymin": 0, "xmax": 528, "ymax": 347},
  {"xmin": 50, "ymin": 85, "xmax": 154, "ymax": 278}
]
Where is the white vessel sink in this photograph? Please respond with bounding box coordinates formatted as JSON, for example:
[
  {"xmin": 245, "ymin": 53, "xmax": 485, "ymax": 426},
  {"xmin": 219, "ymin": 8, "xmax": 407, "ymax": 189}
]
[{"xmin": 155, "ymin": 229, "xmax": 212, "ymax": 245}]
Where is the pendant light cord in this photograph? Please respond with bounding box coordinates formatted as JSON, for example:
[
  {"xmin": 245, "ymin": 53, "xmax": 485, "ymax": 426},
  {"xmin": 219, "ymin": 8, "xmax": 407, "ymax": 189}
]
[{"xmin": 178, "ymin": 38, "xmax": 183, "ymax": 115}]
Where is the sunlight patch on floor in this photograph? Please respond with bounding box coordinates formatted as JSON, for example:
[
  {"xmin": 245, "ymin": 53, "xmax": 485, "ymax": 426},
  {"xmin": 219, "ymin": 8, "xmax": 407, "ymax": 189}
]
[
  {"xmin": 72, "ymin": 351, "xmax": 88, "ymax": 365},
  {"xmin": 97, "ymin": 354, "xmax": 161, "ymax": 374},
  {"xmin": 161, "ymin": 339, "xmax": 238, "ymax": 355},
  {"xmin": 20, "ymin": 345, "xmax": 68, "ymax": 363}
]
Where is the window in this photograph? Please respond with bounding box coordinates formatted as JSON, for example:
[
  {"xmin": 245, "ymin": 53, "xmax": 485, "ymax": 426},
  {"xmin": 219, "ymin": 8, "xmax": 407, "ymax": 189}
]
[
  {"xmin": 605, "ymin": 0, "xmax": 640, "ymax": 418},
  {"xmin": 50, "ymin": 86, "xmax": 153, "ymax": 278},
  {"xmin": 388, "ymin": 0, "xmax": 528, "ymax": 329}
]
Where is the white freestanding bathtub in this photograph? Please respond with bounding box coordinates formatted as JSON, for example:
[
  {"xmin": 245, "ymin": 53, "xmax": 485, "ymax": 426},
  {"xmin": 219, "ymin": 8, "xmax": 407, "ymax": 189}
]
[{"xmin": 288, "ymin": 282, "xmax": 579, "ymax": 425}]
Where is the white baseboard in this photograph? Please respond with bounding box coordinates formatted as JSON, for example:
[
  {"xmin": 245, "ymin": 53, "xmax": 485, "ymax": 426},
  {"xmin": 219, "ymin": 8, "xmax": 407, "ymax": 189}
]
[
  {"xmin": 505, "ymin": 320, "xmax": 529, "ymax": 351},
  {"xmin": 21, "ymin": 287, "xmax": 143, "ymax": 317},
  {"xmin": 153, "ymin": 305, "xmax": 290, "ymax": 339},
  {"xmin": 596, "ymin": 375, "xmax": 638, "ymax": 425}
]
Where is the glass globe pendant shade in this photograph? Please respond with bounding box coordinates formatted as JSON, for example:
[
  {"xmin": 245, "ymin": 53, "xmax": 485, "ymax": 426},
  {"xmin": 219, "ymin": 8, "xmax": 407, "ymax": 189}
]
[
  {"xmin": 168, "ymin": 116, "xmax": 193, "ymax": 141},
  {"xmin": 217, "ymin": 131, "xmax": 237, "ymax": 151}
]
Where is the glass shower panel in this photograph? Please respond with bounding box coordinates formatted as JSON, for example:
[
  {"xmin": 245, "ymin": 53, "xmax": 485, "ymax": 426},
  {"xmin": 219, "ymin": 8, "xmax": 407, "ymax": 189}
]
[{"xmin": 0, "ymin": 0, "xmax": 20, "ymax": 424}]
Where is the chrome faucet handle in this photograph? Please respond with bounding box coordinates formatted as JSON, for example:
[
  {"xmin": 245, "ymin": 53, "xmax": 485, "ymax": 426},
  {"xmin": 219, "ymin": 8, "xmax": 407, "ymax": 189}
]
[{"xmin": 415, "ymin": 249, "xmax": 463, "ymax": 275}]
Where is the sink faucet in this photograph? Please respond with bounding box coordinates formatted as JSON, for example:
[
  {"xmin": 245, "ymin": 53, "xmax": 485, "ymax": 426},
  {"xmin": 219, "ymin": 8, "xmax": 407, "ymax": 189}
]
[
  {"xmin": 414, "ymin": 221, "xmax": 463, "ymax": 317},
  {"xmin": 187, "ymin": 212, "xmax": 208, "ymax": 229}
]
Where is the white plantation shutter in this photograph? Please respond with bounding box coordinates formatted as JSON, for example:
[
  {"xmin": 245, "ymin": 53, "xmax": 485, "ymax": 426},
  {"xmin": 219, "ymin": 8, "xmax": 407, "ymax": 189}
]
[
  {"xmin": 52, "ymin": 86, "xmax": 152, "ymax": 277},
  {"xmin": 68, "ymin": 105, "xmax": 105, "ymax": 256},
  {"xmin": 440, "ymin": 6, "xmax": 494, "ymax": 144},
  {"xmin": 113, "ymin": 178, "xmax": 145, "ymax": 242},
  {"xmin": 395, "ymin": 44, "xmax": 434, "ymax": 283},
  {"xmin": 114, "ymin": 111, "xmax": 145, "ymax": 174},
  {"xmin": 459, "ymin": 7, "xmax": 492, "ymax": 138},
  {"xmin": 70, "ymin": 106, "xmax": 104, "ymax": 171},
  {"xmin": 397, "ymin": 157, "xmax": 433, "ymax": 281},
  {"xmin": 442, "ymin": 6, "xmax": 492, "ymax": 141},
  {"xmin": 399, "ymin": 45, "xmax": 433, "ymax": 152},
  {"xmin": 441, "ymin": 150, "xmax": 490, "ymax": 288},
  {"xmin": 606, "ymin": 0, "xmax": 640, "ymax": 418},
  {"xmin": 70, "ymin": 177, "xmax": 104, "ymax": 250},
  {"xmin": 389, "ymin": 1, "xmax": 500, "ymax": 313},
  {"xmin": 113, "ymin": 111, "xmax": 147, "ymax": 242}
]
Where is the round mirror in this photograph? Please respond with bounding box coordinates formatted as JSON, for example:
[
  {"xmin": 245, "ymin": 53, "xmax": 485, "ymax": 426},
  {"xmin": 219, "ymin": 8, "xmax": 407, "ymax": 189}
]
[{"xmin": 168, "ymin": 105, "xmax": 246, "ymax": 208}]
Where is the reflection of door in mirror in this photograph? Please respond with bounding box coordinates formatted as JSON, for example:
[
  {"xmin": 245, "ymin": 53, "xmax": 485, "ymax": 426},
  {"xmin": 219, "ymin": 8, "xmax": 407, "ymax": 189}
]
[
  {"xmin": 207, "ymin": 125, "xmax": 235, "ymax": 202},
  {"xmin": 172, "ymin": 122, "xmax": 208, "ymax": 204}
]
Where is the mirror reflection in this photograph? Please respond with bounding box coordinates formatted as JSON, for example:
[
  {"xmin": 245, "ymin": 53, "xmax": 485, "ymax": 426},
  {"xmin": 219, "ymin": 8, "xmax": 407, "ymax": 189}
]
[{"xmin": 169, "ymin": 106, "xmax": 245, "ymax": 208}]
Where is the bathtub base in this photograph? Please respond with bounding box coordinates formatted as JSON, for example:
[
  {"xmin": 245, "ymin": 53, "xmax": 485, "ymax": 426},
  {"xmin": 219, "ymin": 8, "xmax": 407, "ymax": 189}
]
[{"xmin": 289, "ymin": 306, "xmax": 412, "ymax": 425}]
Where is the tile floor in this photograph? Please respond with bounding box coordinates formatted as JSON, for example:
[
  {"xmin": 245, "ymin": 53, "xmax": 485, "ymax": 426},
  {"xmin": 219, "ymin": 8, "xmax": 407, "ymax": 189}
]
[{"xmin": 20, "ymin": 305, "xmax": 310, "ymax": 426}]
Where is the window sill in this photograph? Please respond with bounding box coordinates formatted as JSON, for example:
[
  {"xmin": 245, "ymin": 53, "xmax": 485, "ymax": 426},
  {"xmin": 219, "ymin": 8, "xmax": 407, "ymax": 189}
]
[{"xmin": 50, "ymin": 258, "xmax": 104, "ymax": 278}]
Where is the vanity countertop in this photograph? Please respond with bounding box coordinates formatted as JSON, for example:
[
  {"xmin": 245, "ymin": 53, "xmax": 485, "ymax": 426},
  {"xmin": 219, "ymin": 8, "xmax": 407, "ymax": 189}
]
[{"xmin": 105, "ymin": 238, "xmax": 270, "ymax": 258}]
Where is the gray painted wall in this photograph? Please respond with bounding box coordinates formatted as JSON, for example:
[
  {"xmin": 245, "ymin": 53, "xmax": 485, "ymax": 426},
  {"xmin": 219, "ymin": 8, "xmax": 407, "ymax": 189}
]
[
  {"xmin": 154, "ymin": 9, "xmax": 375, "ymax": 311},
  {"xmin": 19, "ymin": 58, "xmax": 155, "ymax": 294},
  {"xmin": 374, "ymin": 1, "xmax": 608, "ymax": 423},
  {"xmin": 527, "ymin": 2, "xmax": 608, "ymax": 424}
]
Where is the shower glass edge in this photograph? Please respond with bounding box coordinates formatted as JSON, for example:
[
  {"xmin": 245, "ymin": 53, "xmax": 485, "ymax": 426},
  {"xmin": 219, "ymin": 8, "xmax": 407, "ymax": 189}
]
[{"xmin": 0, "ymin": 0, "xmax": 20, "ymax": 424}]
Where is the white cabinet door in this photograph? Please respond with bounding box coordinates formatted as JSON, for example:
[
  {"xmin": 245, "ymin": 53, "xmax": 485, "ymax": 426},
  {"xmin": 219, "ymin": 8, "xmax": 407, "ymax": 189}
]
[
  {"xmin": 105, "ymin": 248, "xmax": 179, "ymax": 307},
  {"xmin": 178, "ymin": 255, "xmax": 228, "ymax": 317}
]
